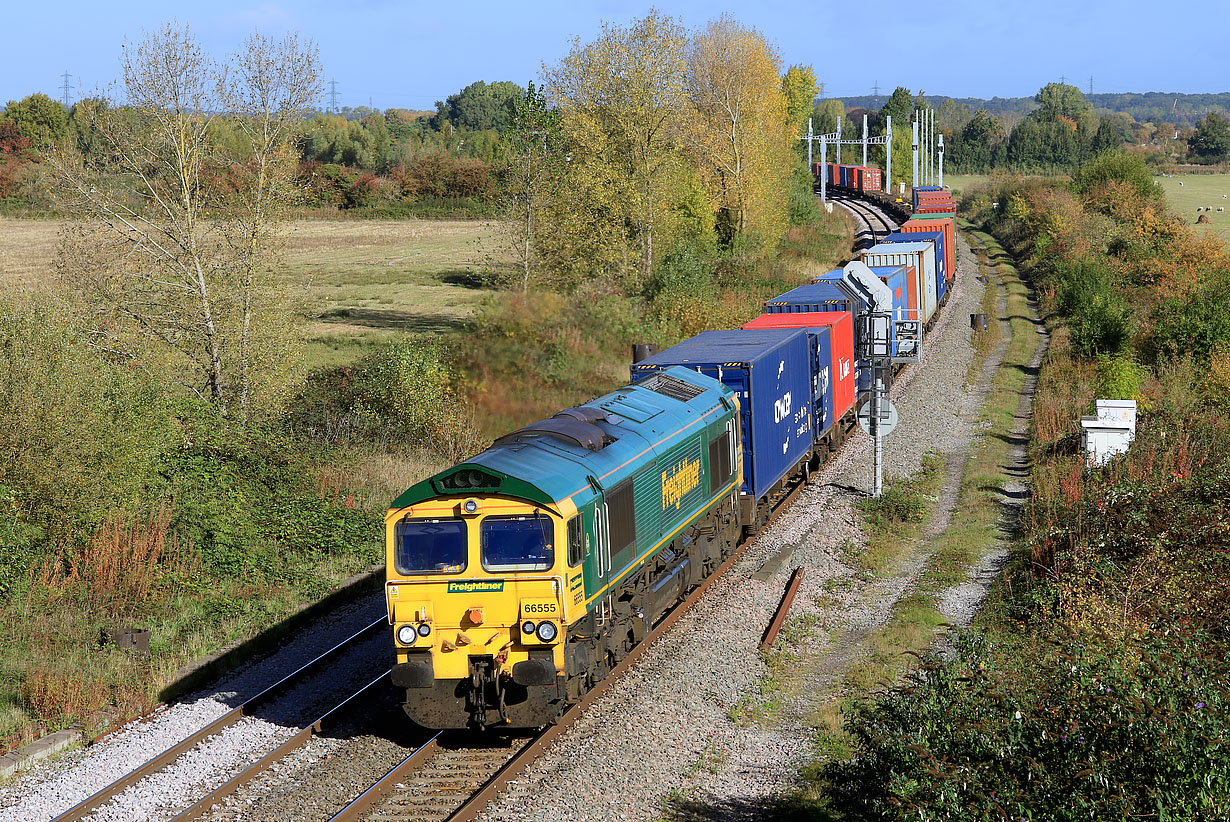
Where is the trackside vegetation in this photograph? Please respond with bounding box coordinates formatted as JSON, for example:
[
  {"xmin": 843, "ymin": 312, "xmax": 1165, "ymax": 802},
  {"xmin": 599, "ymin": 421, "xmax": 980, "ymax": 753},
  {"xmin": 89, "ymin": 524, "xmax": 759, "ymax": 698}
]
[
  {"xmin": 0, "ymin": 13, "xmax": 853, "ymax": 750},
  {"xmin": 796, "ymin": 153, "xmax": 1230, "ymax": 819}
]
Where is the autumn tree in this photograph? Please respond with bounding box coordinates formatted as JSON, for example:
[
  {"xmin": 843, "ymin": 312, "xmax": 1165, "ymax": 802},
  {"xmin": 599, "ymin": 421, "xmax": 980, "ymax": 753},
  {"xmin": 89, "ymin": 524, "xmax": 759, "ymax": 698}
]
[
  {"xmin": 51, "ymin": 24, "xmax": 319, "ymax": 418},
  {"xmin": 2, "ymin": 93, "xmax": 68, "ymax": 149},
  {"xmin": 544, "ymin": 10, "xmax": 689, "ymax": 289},
  {"xmin": 683, "ymin": 15, "xmax": 792, "ymax": 250},
  {"xmin": 780, "ymin": 64, "xmax": 818, "ymax": 134},
  {"xmin": 220, "ymin": 32, "xmax": 322, "ymax": 416},
  {"xmin": 1033, "ymin": 82, "xmax": 1096, "ymax": 133}
]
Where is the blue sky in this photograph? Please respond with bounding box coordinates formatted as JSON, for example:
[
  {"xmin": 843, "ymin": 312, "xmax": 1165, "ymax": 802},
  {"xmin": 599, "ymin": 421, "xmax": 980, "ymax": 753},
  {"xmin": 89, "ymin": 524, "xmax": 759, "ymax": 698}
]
[{"xmin": 4, "ymin": 1, "xmax": 1225, "ymax": 111}]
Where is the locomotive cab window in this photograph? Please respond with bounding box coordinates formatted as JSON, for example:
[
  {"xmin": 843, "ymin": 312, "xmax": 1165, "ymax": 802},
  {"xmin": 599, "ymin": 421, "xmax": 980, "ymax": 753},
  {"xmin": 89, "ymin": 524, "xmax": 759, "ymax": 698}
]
[
  {"xmin": 394, "ymin": 518, "xmax": 467, "ymax": 575},
  {"xmin": 481, "ymin": 513, "xmax": 555, "ymax": 572},
  {"xmin": 567, "ymin": 515, "xmax": 585, "ymax": 566}
]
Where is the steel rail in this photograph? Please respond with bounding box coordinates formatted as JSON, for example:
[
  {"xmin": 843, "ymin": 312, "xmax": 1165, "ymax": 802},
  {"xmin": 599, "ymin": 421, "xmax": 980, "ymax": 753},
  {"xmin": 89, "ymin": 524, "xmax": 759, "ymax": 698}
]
[
  {"xmin": 831, "ymin": 193, "xmax": 897, "ymax": 245},
  {"xmin": 760, "ymin": 567, "xmax": 806, "ymax": 651},
  {"xmin": 170, "ymin": 671, "xmax": 392, "ymax": 821},
  {"xmin": 326, "ymin": 733, "xmax": 443, "ymax": 822},
  {"xmin": 52, "ymin": 617, "xmax": 387, "ymax": 822}
]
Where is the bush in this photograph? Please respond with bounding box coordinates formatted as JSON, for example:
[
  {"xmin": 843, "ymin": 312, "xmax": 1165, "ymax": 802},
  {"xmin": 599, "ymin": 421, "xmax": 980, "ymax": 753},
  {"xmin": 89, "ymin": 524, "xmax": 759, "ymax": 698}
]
[
  {"xmin": 290, "ymin": 339, "xmax": 484, "ymax": 461},
  {"xmin": 163, "ymin": 404, "xmax": 382, "ymax": 575},
  {"xmin": 825, "ymin": 631, "xmax": 1230, "ymax": 820},
  {"xmin": 1151, "ymin": 284, "xmax": 1230, "ymax": 362},
  {"xmin": 1095, "ymin": 354, "xmax": 1149, "ymax": 400},
  {"xmin": 645, "ymin": 238, "xmax": 715, "ymax": 302},
  {"xmin": 0, "ymin": 297, "xmax": 176, "ymax": 543},
  {"xmin": 1072, "ymin": 150, "xmax": 1162, "ymax": 204},
  {"xmin": 1053, "ymin": 260, "xmax": 1133, "ymax": 357},
  {"xmin": 860, "ymin": 479, "xmax": 928, "ymax": 530}
]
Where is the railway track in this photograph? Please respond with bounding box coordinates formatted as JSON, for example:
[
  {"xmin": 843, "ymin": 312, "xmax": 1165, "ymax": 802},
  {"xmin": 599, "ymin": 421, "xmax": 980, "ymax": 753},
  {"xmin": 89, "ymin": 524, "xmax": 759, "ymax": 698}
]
[
  {"xmin": 327, "ymin": 473, "xmax": 815, "ymax": 822},
  {"xmin": 827, "ymin": 192, "xmax": 898, "ymax": 248},
  {"xmin": 51, "ymin": 618, "xmax": 390, "ymax": 822}
]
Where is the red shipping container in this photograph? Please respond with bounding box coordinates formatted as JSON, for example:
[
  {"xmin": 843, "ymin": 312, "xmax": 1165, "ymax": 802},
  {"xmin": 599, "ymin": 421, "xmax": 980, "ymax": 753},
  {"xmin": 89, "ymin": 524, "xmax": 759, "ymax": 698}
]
[
  {"xmin": 862, "ymin": 167, "xmax": 882, "ymax": 192},
  {"xmin": 741, "ymin": 311, "xmax": 855, "ymax": 421},
  {"xmin": 902, "ymin": 265, "xmax": 919, "ymax": 321},
  {"xmin": 902, "ymin": 218, "xmax": 955, "ymax": 284}
]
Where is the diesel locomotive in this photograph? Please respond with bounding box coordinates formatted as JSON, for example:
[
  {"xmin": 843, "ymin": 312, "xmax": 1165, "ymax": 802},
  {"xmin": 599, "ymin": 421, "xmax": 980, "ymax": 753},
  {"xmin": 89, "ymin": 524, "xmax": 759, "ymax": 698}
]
[{"xmin": 386, "ymin": 367, "xmax": 744, "ymax": 729}]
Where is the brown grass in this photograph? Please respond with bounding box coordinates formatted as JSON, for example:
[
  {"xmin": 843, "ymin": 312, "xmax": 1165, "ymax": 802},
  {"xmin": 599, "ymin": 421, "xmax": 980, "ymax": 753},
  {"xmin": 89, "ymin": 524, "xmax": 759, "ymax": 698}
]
[
  {"xmin": 0, "ymin": 218, "xmax": 61, "ymax": 291},
  {"xmin": 33, "ymin": 506, "xmax": 200, "ymax": 619}
]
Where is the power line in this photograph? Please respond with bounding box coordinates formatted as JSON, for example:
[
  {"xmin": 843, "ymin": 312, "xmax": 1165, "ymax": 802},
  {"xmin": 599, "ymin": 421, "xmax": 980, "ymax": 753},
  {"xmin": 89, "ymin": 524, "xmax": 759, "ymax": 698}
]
[
  {"xmin": 61, "ymin": 71, "xmax": 72, "ymax": 108},
  {"xmin": 328, "ymin": 79, "xmax": 340, "ymax": 113}
]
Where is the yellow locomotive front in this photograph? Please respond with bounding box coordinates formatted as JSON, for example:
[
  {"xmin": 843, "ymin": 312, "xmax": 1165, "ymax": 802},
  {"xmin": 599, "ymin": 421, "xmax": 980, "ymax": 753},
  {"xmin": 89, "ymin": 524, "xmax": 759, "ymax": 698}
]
[{"xmin": 386, "ymin": 486, "xmax": 583, "ymax": 729}]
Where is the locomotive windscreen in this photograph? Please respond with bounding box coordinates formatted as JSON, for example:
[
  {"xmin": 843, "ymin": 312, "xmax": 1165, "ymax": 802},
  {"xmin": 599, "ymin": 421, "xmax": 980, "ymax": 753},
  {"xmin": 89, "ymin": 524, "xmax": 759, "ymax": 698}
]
[
  {"xmin": 394, "ymin": 518, "xmax": 467, "ymax": 574},
  {"xmin": 481, "ymin": 514, "xmax": 554, "ymax": 572}
]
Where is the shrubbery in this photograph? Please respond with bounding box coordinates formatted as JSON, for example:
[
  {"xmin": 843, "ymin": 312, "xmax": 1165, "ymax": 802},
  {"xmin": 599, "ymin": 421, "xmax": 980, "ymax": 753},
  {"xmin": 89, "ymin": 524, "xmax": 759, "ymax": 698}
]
[
  {"xmin": 826, "ymin": 632, "xmax": 1230, "ymax": 820},
  {"xmin": 811, "ymin": 160, "xmax": 1230, "ymax": 817}
]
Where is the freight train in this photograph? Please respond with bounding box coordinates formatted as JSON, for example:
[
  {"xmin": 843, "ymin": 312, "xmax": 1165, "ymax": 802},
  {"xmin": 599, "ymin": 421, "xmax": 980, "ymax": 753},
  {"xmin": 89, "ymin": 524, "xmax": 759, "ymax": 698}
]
[
  {"xmin": 385, "ymin": 190, "xmax": 958, "ymax": 730},
  {"xmin": 812, "ymin": 161, "xmax": 883, "ymax": 193}
]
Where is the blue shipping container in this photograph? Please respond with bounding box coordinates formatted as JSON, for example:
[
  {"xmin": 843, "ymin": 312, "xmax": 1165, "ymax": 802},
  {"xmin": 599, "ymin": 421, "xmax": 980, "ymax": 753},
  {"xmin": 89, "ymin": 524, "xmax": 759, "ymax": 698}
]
[
  {"xmin": 630, "ymin": 330, "xmax": 813, "ymax": 502},
  {"xmin": 883, "ymin": 230, "xmax": 946, "ymax": 303},
  {"xmin": 764, "ymin": 282, "xmax": 855, "ymax": 314}
]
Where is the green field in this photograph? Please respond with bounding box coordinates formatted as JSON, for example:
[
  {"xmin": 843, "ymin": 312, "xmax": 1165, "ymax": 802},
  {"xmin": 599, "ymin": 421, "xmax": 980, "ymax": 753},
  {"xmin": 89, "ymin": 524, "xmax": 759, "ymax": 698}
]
[
  {"xmin": 940, "ymin": 173, "xmax": 990, "ymax": 195},
  {"xmin": 284, "ymin": 219, "xmax": 510, "ymax": 368},
  {"xmin": 1154, "ymin": 173, "xmax": 1230, "ymax": 244},
  {"xmin": 0, "ymin": 217, "xmax": 511, "ymax": 370}
]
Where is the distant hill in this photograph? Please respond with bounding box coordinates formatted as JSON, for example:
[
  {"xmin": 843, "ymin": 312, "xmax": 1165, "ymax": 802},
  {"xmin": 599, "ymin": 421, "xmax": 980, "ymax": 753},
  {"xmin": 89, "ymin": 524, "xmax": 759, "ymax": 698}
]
[{"xmin": 839, "ymin": 92, "xmax": 1230, "ymax": 128}]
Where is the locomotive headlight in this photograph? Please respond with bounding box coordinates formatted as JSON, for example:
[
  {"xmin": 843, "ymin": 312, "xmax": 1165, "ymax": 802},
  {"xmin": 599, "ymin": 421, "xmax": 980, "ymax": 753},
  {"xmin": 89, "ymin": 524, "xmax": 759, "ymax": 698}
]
[
  {"xmin": 417, "ymin": 623, "xmax": 432, "ymax": 638},
  {"xmin": 463, "ymin": 499, "xmax": 478, "ymax": 514},
  {"xmin": 396, "ymin": 624, "xmax": 417, "ymax": 645},
  {"xmin": 522, "ymin": 620, "xmax": 536, "ymax": 635},
  {"xmin": 535, "ymin": 621, "xmax": 558, "ymax": 643}
]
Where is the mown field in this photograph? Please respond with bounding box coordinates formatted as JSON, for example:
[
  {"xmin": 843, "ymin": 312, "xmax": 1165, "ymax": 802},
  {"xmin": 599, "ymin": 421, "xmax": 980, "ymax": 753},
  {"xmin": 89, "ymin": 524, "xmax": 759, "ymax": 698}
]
[
  {"xmin": 0, "ymin": 217, "xmax": 509, "ymax": 369},
  {"xmin": 1153, "ymin": 172, "xmax": 1230, "ymax": 244}
]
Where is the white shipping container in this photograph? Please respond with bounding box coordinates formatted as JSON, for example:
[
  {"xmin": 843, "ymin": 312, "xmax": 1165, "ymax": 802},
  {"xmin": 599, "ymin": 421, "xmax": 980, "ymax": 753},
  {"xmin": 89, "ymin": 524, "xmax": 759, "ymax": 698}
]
[{"xmin": 862, "ymin": 241, "xmax": 938, "ymax": 323}]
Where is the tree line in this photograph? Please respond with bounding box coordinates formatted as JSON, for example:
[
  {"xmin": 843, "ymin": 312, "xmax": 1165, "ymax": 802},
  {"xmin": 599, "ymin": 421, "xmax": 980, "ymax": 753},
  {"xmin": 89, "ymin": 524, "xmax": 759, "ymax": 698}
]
[{"xmin": 812, "ymin": 83, "xmax": 1230, "ymax": 176}]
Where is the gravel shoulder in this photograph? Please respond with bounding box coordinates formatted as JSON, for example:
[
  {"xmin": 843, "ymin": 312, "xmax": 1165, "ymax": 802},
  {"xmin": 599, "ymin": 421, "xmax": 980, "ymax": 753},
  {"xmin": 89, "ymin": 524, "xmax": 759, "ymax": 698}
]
[
  {"xmin": 0, "ymin": 595, "xmax": 388, "ymax": 822},
  {"xmin": 476, "ymin": 232, "xmax": 1002, "ymax": 822}
]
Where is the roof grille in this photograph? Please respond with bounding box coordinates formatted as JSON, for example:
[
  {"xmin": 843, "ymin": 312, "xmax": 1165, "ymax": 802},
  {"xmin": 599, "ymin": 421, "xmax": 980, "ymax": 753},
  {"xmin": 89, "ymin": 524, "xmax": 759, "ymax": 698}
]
[{"xmin": 637, "ymin": 372, "xmax": 705, "ymax": 402}]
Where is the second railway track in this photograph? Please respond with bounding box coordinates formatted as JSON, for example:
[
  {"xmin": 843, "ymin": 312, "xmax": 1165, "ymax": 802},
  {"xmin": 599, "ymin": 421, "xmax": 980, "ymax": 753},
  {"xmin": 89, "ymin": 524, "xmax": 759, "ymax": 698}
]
[{"xmin": 48, "ymin": 618, "xmax": 390, "ymax": 822}]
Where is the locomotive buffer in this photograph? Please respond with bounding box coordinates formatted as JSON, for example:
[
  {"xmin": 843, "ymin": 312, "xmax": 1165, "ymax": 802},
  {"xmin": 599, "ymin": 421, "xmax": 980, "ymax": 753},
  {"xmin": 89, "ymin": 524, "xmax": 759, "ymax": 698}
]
[{"xmin": 833, "ymin": 261, "xmax": 921, "ymax": 497}]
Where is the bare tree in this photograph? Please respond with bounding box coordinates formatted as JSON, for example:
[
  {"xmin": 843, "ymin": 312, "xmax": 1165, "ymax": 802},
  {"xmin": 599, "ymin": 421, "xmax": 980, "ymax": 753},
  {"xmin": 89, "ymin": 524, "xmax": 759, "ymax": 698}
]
[
  {"xmin": 222, "ymin": 32, "xmax": 321, "ymax": 416},
  {"xmin": 500, "ymin": 81, "xmax": 564, "ymax": 292},
  {"xmin": 51, "ymin": 24, "xmax": 319, "ymax": 419}
]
